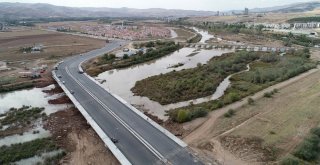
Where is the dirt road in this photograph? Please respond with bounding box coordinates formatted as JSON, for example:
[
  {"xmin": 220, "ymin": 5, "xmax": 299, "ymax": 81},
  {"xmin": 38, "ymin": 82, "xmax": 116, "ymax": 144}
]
[{"xmin": 184, "ymin": 64, "xmax": 320, "ymax": 164}]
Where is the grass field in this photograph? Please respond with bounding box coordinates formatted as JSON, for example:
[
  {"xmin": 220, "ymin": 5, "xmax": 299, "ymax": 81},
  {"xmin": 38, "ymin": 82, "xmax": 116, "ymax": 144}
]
[
  {"xmin": 169, "ymin": 49, "xmax": 316, "ymax": 122},
  {"xmin": 213, "ymin": 68, "xmax": 320, "ymax": 162},
  {"xmin": 172, "ymin": 28, "xmax": 196, "ymax": 41}
]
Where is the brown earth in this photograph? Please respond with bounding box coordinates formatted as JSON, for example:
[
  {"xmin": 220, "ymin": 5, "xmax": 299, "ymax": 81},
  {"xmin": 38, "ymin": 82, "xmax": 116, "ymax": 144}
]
[
  {"xmin": 48, "ymin": 95, "xmax": 72, "ymax": 105},
  {"xmin": 144, "ymin": 112, "xmax": 186, "ymax": 137},
  {"xmin": 44, "ymin": 107, "xmax": 119, "ymax": 165},
  {"xmin": 182, "ymin": 54, "xmax": 320, "ymax": 165},
  {"xmin": 43, "ymin": 85, "xmax": 64, "ymax": 95},
  {"xmin": 0, "ymin": 29, "xmax": 106, "ymax": 61}
]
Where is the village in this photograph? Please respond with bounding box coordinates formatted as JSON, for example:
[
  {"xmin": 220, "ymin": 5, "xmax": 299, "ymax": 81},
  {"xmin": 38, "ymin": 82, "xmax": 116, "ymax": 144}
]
[{"xmin": 41, "ymin": 21, "xmax": 171, "ymax": 40}]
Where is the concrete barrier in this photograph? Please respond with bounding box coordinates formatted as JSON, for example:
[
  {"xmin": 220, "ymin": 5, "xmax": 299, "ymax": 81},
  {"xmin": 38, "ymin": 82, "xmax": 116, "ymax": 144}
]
[
  {"xmin": 83, "ymin": 72, "xmax": 188, "ymax": 148},
  {"xmin": 52, "ymin": 70, "xmax": 132, "ymax": 165}
]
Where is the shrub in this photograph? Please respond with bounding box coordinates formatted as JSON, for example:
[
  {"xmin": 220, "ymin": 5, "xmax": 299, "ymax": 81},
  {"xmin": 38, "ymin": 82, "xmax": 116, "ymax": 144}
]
[
  {"xmin": 176, "ymin": 109, "xmax": 191, "ymax": 123},
  {"xmin": 190, "ymin": 108, "xmax": 208, "ymax": 119},
  {"xmin": 264, "ymin": 92, "xmax": 273, "ymax": 98},
  {"xmin": 310, "ymin": 127, "xmax": 320, "ymax": 137},
  {"xmin": 273, "ymin": 88, "xmax": 279, "ymax": 93},
  {"xmin": 269, "ymin": 131, "xmax": 276, "ymax": 135},
  {"xmin": 123, "ymin": 54, "xmax": 129, "ymax": 59},
  {"xmin": 224, "ymin": 109, "xmax": 235, "ymax": 118},
  {"xmin": 247, "ymin": 98, "xmax": 254, "ymax": 105},
  {"xmin": 281, "ymin": 156, "xmax": 301, "ymax": 165},
  {"xmin": 294, "ymin": 135, "xmax": 320, "ymax": 161}
]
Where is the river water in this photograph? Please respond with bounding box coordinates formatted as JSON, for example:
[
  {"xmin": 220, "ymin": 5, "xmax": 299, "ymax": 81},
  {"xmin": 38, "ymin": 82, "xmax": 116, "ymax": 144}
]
[
  {"xmin": 96, "ymin": 28, "xmax": 236, "ymax": 119},
  {"xmin": 97, "ymin": 48, "xmax": 233, "ymax": 119},
  {"xmin": 192, "ymin": 27, "xmax": 214, "ymax": 44},
  {"xmin": 0, "ymin": 85, "xmax": 69, "ymax": 115}
]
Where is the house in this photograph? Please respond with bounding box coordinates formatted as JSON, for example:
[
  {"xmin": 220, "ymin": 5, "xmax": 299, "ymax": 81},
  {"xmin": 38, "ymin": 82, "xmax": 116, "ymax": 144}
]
[
  {"xmin": 31, "ymin": 44, "xmax": 43, "ymax": 53},
  {"xmin": 0, "ymin": 61, "xmax": 9, "ymax": 71}
]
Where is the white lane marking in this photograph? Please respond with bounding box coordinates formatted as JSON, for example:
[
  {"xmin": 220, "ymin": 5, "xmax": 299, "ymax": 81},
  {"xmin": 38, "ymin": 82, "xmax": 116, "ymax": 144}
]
[{"xmin": 65, "ymin": 66, "xmax": 167, "ymax": 163}]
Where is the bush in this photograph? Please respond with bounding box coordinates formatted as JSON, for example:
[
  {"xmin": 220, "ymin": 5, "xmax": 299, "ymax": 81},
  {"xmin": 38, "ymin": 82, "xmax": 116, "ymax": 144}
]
[
  {"xmin": 190, "ymin": 108, "xmax": 208, "ymax": 119},
  {"xmin": 123, "ymin": 54, "xmax": 129, "ymax": 59},
  {"xmin": 247, "ymin": 98, "xmax": 254, "ymax": 105},
  {"xmin": 224, "ymin": 109, "xmax": 235, "ymax": 118},
  {"xmin": 281, "ymin": 156, "xmax": 301, "ymax": 165},
  {"xmin": 294, "ymin": 135, "xmax": 320, "ymax": 161},
  {"xmin": 264, "ymin": 92, "xmax": 273, "ymax": 98},
  {"xmin": 176, "ymin": 109, "xmax": 191, "ymax": 123},
  {"xmin": 310, "ymin": 127, "xmax": 320, "ymax": 137}
]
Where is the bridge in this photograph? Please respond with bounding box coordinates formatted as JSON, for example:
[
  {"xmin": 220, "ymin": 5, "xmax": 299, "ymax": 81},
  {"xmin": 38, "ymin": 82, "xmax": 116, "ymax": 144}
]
[
  {"xmin": 52, "ymin": 40, "xmax": 203, "ymax": 165},
  {"xmin": 185, "ymin": 43, "xmax": 295, "ymax": 52}
]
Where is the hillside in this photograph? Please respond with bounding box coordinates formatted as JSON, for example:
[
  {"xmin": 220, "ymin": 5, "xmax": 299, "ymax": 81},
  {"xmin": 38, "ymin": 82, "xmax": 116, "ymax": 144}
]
[{"xmin": 0, "ymin": 2, "xmax": 217, "ymax": 20}]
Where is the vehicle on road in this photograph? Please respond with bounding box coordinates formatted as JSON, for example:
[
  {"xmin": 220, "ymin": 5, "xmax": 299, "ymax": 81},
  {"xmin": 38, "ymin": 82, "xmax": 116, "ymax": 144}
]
[
  {"xmin": 111, "ymin": 137, "xmax": 119, "ymax": 143},
  {"xmin": 70, "ymin": 90, "xmax": 74, "ymax": 94},
  {"xmin": 58, "ymin": 75, "xmax": 62, "ymax": 78}
]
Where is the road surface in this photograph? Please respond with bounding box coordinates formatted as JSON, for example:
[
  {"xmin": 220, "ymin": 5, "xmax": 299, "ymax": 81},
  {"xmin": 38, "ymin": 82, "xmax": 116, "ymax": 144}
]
[{"xmin": 54, "ymin": 40, "xmax": 202, "ymax": 165}]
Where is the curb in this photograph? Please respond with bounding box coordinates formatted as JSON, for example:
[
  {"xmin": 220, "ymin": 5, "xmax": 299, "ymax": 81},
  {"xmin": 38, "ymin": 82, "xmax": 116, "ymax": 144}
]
[
  {"xmin": 52, "ymin": 70, "xmax": 132, "ymax": 165},
  {"xmin": 83, "ymin": 72, "xmax": 188, "ymax": 148}
]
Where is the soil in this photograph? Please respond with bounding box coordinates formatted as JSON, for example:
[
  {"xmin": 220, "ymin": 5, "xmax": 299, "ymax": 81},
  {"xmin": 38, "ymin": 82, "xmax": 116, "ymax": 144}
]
[
  {"xmin": 44, "ymin": 107, "xmax": 119, "ymax": 165},
  {"xmin": 43, "ymin": 85, "xmax": 64, "ymax": 95},
  {"xmin": 48, "ymin": 95, "xmax": 72, "ymax": 104},
  {"xmin": 144, "ymin": 112, "xmax": 186, "ymax": 137},
  {"xmin": 182, "ymin": 63, "xmax": 320, "ymax": 164},
  {"xmin": 220, "ymin": 136, "xmax": 276, "ymax": 163}
]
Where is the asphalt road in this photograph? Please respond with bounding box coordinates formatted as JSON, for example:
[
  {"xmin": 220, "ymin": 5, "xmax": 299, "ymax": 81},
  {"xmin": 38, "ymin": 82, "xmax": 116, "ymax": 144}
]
[{"xmin": 54, "ymin": 40, "xmax": 203, "ymax": 165}]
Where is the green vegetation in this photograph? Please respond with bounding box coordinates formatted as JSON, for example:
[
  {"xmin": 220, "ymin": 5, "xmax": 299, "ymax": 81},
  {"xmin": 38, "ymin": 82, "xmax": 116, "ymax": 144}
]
[
  {"xmin": 88, "ymin": 41, "xmax": 181, "ymax": 76},
  {"xmin": 174, "ymin": 107, "xmax": 208, "ymax": 123},
  {"xmin": 281, "ymin": 127, "xmax": 320, "ymax": 165},
  {"xmin": 0, "ymin": 106, "xmax": 45, "ymax": 126},
  {"xmin": 224, "ymin": 109, "xmax": 235, "ymax": 118},
  {"xmin": 281, "ymin": 155, "xmax": 304, "ymax": 165},
  {"xmin": 264, "ymin": 89, "xmax": 278, "ymax": 98},
  {"xmin": 36, "ymin": 151, "xmax": 66, "ymax": 165},
  {"xmin": 271, "ymin": 33, "xmax": 320, "ymax": 47},
  {"xmin": 294, "ymin": 127, "xmax": 320, "ymax": 162},
  {"xmin": 247, "ymin": 98, "xmax": 255, "ymax": 105},
  {"xmin": 288, "ymin": 17, "xmax": 320, "ymax": 23},
  {"xmin": 0, "ymin": 81, "xmax": 34, "ymax": 93},
  {"xmin": 199, "ymin": 23, "xmax": 264, "ymax": 35},
  {"xmin": 0, "ymin": 77, "xmax": 16, "ymax": 86},
  {"xmin": 167, "ymin": 49, "xmax": 315, "ymax": 122},
  {"xmin": 168, "ymin": 63, "xmax": 184, "ymax": 68},
  {"xmin": 132, "ymin": 51, "xmax": 261, "ymax": 105},
  {"xmin": 0, "ymin": 138, "xmax": 58, "ymax": 164}
]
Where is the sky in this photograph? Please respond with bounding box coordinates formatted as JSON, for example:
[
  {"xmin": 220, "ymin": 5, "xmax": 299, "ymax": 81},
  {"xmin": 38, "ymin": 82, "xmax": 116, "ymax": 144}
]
[{"xmin": 0, "ymin": 0, "xmax": 316, "ymax": 11}]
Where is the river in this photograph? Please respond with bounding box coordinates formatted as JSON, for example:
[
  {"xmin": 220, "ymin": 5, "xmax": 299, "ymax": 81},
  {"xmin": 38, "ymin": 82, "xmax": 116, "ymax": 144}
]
[{"xmin": 96, "ymin": 28, "xmax": 237, "ymax": 119}]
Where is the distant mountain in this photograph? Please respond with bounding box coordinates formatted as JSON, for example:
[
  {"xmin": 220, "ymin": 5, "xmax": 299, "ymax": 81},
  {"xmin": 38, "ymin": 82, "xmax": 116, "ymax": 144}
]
[
  {"xmin": 0, "ymin": 2, "xmax": 217, "ymax": 20},
  {"xmin": 250, "ymin": 1, "xmax": 320, "ymax": 13},
  {"xmin": 0, "ymin": 1, "xmax": 319, "ymax": 20}
]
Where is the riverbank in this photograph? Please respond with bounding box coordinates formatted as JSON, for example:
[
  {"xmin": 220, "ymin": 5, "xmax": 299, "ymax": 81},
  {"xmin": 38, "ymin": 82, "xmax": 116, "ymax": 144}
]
[
  {"xmin": 85, "ymin": 41, "xmax": 182, "ymax": 76},
  {"xmin": 168, "ymin": 49, "xmax": 315, "ymax": 122},
  {"xmin": 131, "ymin": 51, "xmax": 260, "ymax": 105},
  {"xmin": 0, "ymin": 85, "xmax": 119, "ymax": 164}
]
